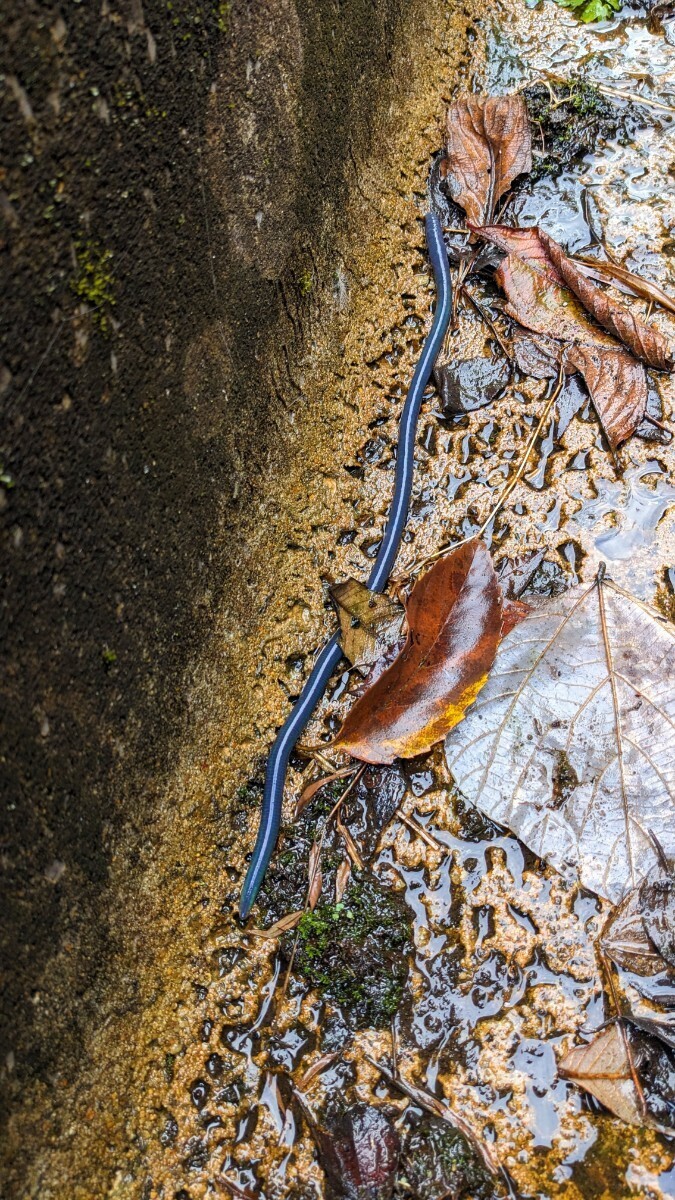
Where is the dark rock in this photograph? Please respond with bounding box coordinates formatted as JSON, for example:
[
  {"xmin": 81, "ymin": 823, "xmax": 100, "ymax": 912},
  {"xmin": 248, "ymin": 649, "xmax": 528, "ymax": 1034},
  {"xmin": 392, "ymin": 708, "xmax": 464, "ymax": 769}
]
[{"xmin": 435, "ymin": 355, "xmax": 510, "ymax": 414}]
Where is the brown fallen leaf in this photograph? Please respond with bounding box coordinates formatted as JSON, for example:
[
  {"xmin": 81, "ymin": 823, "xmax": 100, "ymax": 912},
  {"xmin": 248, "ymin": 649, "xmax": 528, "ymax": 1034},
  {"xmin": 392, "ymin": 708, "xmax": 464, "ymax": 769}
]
[
  {"xmin": 539, "ymin": 230, "xmax": 674, "ymax": 371},
  {"xmin": 574, "ymin": 255, "xmax": 675, "ymax": 318},
  {"xmin": 470, "ymin": 222, "xmax": 563, "ymax": 282},
  {"xmin": 295, "ymin": 1093, "xmax": 401, "ymax": 1200},
  {"xmin": 443, "ymin": 94, "xmax": 532, "ymax": 228},
  {"xmin": 331, "ymin": 579, "xmax": 405, "ymax": 674},
  {"xmin": 560, "ymin": 1022, "xmax": 675, "ymax": 1136},
  {"xmin": 494, "ymin": 251, "xmax": 647, "ymax": 448},
  {"xmin": 564, "ymin": 344, "xmax": 648, "ymax": 452},
  {"xmin": 334, "ymin": 541, "xmax": 503, "ymax": 765}
]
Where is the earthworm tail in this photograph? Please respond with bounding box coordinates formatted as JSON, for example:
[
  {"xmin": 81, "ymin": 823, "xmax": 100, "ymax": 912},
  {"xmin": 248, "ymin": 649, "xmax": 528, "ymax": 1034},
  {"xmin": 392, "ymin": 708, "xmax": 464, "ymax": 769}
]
[{"xmin": 239, "ymin": 212, "xmax": 452, "ymax": 919}]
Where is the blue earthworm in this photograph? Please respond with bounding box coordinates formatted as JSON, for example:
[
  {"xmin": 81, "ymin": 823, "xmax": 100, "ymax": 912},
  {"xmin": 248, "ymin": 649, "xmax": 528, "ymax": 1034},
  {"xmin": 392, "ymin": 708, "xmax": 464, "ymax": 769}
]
[{"xmin": 239, "ymin": 212, "xmax": 452, "ymax": 919}]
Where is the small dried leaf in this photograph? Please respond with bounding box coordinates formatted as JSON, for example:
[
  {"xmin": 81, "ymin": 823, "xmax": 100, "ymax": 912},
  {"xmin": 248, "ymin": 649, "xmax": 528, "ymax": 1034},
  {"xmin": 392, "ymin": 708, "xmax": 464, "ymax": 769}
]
[
  {"xmin": 308, "ymin": 844, "xmax": 323, "ymax": 911},
  {"xmin": 295, "ymin": 767, "xmax": 355, "ymax": 819},
  {"xmin": 331, "ymin": 579, "xmax": 404, "ymax": 673},
  {"xmin": 539, "ymin": 230, "xmax": 674, "ymax": 371},
  {"xmin": 297, "ymin": 1051, "xmax": 342, "ymax": 1091},
  {"xmin": 560, "ymin": 1022, "xmax": 675, "ymax": 1136},
  {"xmin": 252, "ymin": 910, "xmax": 304, "ymax": 939},
  {"xmin": 335, "ymin": 541, "xmax": 503, "ymax": 765},
  {"xmin": 574, "ymin": 255, "xmax": 675, "ymax": 317},
  {"xmin": 559, "ymin": 1024, "xmax": 643, "ymax": 1128},
  {"xmin": 335, "ymin": 857, "xmax": 351, "ymax": 902},
  {"xmin": 444, "ymin": 95, "xmax": 532, "ymax": 227}
]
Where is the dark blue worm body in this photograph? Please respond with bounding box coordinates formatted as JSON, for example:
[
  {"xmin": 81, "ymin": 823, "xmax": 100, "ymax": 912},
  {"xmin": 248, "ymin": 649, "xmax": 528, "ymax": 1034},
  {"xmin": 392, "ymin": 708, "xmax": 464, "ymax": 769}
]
[{"xmin": 239, "ymin": 213, "xmax": 452, "ymax": 919}]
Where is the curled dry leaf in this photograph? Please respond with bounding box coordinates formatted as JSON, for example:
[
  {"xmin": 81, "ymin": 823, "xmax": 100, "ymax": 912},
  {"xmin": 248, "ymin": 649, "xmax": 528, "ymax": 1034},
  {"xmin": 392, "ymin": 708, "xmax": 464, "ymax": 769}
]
[
  {"xmin": 641, "ymin": 847, "xmax": 675, "ymax": 968},
  {"xmin": 445, "ymin": 572, "xmax": 675, "ymax": 904},
  {"xmin": 335, "ymin": 541, "xmax": 503, "ymax": 765},
  {"xmin": 602, "ymin": 866, "xmax": 669, "ymax": 977},
  {"xmin": 539, "ymin": 230, "xmax": 674, "ymax": 371},
  {"xmin": 443, "ymin": 94, "xmax": 532, "ymax": 228},
  {"xmin": 308, "ymin": 843, "xmax": 323, "ymax": 910},
  {"xmin": 560, "ymin": 1022, "xmax": 675, "ymax": 1136},
  {"xmin": 574, "ymin": 255, "xmax": 675, "ymax": 319},
  {"xmin": 297, "ymin": 1050, "xmax": 342, "ymax": 1092},
  {"xmin": 335, "ymin": 857, "xmax": 351, "ymax": 902},
  {"xmin": 480, "ymin": 227, "xmax": 648, "ymax": 449},
  {"xmin": 331, "ymin": 579, "xmax": 405, "ymax": 674}
]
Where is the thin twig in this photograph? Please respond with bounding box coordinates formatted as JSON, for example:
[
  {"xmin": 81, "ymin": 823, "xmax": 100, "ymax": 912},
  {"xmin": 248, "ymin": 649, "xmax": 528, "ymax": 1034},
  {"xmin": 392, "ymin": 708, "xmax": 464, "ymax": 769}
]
[
  {"xmin": 398, "ymin": 810, "xmax": 445, "ymax": 852},
  {"xmin": 461, "ymin": 284, "xmax": 514, "ymax": 363},
  {"xmin": 282, "ymin": 764, "xmax": 367, "ymax": 995},
  {"xmin": 414, "ymin": 364, "xmax": 565, "ymax": 573}
]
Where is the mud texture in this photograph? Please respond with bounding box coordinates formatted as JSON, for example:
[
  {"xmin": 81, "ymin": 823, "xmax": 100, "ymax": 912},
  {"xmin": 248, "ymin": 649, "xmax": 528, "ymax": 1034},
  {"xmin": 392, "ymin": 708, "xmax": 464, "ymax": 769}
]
[
  {"xmin": 1, "ymin": 0, "xmax": 419, "ymax": 1188},
  {"xmin": 4, "ymin": 0, "xmax": 675, "ymax": 1197}
]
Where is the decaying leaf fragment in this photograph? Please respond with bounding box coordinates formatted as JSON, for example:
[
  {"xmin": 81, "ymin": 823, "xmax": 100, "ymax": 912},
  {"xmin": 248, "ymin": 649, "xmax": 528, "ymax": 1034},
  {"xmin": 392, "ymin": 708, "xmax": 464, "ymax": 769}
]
[
  {"xmin": 335, "ymin": 542, "xmax": 503, "ymax": 765},
  {"xmin": 560, "ymin": 1022, "xmax": 675, "ymax": 1136},
  {"xmin": 445, "ymin": 572, "xmax": 675, "ymax": 904},
  {"xmin": 539, "ymin": 230, "xmax": 674, "ymax": 372},
  {"xmin": 331, "ymin": 579, "xmax": 404, "ymax": 674},
  {"xmin": 476, "ymin": 223, "xmax": 650, "ymax": 448},
  {"xmin": 443, "ymin": 95, "xmax": 532, "ymax": 227},
  {"xmin": 574, "ymin": 255, "xmax": 675, "ymax": 319},
  {"xmin": 296, "ymin": 1098, "xmax": 400, "ymax": 1200}
]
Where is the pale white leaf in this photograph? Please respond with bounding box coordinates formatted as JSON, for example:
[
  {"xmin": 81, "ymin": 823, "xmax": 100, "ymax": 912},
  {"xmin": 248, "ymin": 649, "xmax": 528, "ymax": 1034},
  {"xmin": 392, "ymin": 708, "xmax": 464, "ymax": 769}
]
[{"xmin": 445, "ymin": 575, "xmax": 675, "ymax": 903}]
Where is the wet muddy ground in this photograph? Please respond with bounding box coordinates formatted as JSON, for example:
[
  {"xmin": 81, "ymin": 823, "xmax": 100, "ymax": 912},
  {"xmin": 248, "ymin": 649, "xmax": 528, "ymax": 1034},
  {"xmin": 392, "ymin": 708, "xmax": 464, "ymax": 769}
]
[{"xmin": 4, "ymin": 0, "xmax": 675, "ymax": 1197}]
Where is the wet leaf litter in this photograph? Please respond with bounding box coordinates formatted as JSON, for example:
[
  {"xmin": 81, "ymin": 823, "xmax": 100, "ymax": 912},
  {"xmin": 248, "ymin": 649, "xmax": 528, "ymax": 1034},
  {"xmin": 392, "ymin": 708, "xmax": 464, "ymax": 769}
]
[{"xmin": 233, "ymin": 80, "xmax": 675, "ymax": 1200}]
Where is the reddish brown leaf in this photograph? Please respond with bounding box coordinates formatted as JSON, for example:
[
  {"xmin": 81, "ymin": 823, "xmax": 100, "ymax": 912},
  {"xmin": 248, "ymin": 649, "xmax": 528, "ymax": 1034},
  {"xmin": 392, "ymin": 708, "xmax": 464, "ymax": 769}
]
[
  {"xmin": 472, "ymin": 222, "xmax": 563, "ymax": 283},
  {"xmin": 334, "ymin": 541, "xmax": 503, "ymax": 765},
  {"xmin": 298, "ymin": 1099, "xmax": 401, "ymax": 1200},
  {"xmin": 539, "ymin": 230, "xmax": 674, "ymax": 371},
  {"xmin": 565, "ymin": 344, "xmax": 648, "ymax": 451},
  {"xmin": 494, "ymin": 254, "xmax": 647, "ymax": 448},
  {"xmin": 574, "ymin": 255, "xmax": 675, "ymax": 317},
  {"xmin": 444, "ymin": 95, "xmax": 532, "ymax": 227}
]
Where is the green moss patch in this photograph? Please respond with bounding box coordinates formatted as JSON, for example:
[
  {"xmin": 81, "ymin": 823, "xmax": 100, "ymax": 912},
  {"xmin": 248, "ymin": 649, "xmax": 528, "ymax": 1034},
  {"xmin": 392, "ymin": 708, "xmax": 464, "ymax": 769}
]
[
  {"xmin": 289, "ymin": 874, "xmax": 412, "ymax": 1028},
  {"xmin": 523, "ymin": 80, "xmax": 644, "ymax": 179}
]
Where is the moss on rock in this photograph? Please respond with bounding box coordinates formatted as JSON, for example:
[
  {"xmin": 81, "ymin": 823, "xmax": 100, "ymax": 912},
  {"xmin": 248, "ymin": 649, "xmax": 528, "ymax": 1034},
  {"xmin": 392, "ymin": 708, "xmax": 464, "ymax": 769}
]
[{"xmin": 289, "ymin": 873, "xmax": 412, "ymax": 1028}]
